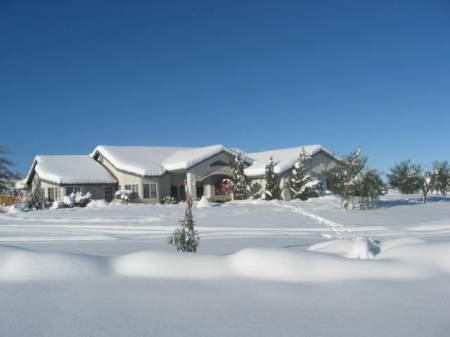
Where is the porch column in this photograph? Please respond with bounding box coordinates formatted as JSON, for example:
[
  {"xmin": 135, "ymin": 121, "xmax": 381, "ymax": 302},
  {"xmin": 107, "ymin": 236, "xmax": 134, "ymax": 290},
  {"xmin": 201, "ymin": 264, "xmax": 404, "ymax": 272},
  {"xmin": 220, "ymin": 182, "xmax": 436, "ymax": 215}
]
[
  {"xmin": 186, "ymin": 172, "xmax": 197, "ymax": 200},
  {"xmin": 280, "ymin": 177, "xmax": 291, "ymax": 201}
]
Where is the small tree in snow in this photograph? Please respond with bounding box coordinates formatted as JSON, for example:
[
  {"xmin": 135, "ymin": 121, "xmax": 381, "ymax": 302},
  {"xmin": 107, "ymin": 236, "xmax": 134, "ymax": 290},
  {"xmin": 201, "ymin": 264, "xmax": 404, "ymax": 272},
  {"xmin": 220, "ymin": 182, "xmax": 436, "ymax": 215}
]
[
  {"xmin": 168, "ymin": 184, "xmax": 200, "ymax": 252},
  {"xmin": 432, "ymin": 161, "xmax": 450, "ymax": 196},
  {"xmin": 421, "ymin": 171, "xmax": 434, "ymax": 204},
  {"xmin": 260, "ymin": 157, "xmax": 280, "ymax": 200},
  {"xmin": 286, "ymin": 148, "xmax": 312, "ymax": 200},
  {"xmin": 230, "ymin": 153, "xmax": 249, "ymax": 200}
]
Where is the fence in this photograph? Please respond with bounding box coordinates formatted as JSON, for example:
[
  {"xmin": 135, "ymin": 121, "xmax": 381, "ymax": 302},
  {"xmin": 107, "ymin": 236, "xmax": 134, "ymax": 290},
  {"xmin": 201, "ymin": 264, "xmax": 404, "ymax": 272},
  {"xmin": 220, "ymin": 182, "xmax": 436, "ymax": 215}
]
[{"xmin": 0, "ymin": 195, "xmax": 18, "ymax": 206}]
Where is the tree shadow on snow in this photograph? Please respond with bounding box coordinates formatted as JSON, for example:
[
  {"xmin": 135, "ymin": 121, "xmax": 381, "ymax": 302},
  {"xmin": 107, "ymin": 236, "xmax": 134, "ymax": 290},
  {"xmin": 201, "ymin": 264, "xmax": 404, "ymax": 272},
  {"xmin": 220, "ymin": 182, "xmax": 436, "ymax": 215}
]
[{"xmin": 377, "ymin": 195, "xmax": 450, "ymax": 209}]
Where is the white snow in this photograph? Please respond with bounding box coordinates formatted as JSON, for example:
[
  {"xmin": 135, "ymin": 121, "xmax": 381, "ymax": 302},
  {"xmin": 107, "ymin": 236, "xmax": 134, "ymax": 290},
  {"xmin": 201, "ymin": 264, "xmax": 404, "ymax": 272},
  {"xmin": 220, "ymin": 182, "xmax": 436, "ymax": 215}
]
[
  {"xmin": 244, "ymin": 144, "xmax": 339, "ymax": 177},
  {"xmin": 195, "ymin": 195, "xmax": 213, "ymax": 208},
  {"xmin": 1, "ymin": 190, "xmax": 450, "ymax": 337},
  {"xmin": 91, "ymin": 144, "xmax": 249, "ymax": 176},
  {"xmin": 27, "ymin": 155, "xmax": 117, "ymax": 185}
]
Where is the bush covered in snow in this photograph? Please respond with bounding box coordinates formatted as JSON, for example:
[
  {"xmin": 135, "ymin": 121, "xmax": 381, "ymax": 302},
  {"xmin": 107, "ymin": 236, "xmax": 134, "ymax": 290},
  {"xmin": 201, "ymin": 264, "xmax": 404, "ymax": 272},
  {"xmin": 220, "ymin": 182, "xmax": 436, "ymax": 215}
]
[
  {"xmin": 115, "ymin": 190, "xmax": 132, "ymax": 205},
  {"xmin": 63, "ymin": 192, "xmax": 92, "ymax": 208},
  {"xmin": 14, "ymin": 190, "xmax": 42, "ymax": 210},
  {"xmin": 160, "ymin": 195, "xmax": 176, "ymax": 204}
]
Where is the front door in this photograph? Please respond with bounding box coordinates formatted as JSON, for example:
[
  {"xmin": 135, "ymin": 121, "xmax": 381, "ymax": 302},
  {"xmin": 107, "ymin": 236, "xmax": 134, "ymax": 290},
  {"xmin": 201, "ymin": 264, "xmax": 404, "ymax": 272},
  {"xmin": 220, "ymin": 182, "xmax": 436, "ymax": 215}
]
[
  {"xmin": 179, "ymin": 186, "xmax": 186, "ymax": 201},
  {"xmin": 105, "ymin": 187, "xmax": 113, "ymax": 202}
]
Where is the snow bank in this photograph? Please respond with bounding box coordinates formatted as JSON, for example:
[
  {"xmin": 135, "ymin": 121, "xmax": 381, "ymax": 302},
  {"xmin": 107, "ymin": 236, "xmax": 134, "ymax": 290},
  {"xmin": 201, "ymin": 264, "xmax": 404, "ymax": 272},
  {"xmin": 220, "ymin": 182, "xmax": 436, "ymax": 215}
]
[
  {"xmin": 6, "ymin": 205, "xmax": 22, "ymax": 214},
  {"xmin": 308, "ymin": 237, "xmax": 380, "ymax": 259},
  {"xmin": 86, "ymin": 199, "xmax": 109, "ymax": 208},
  {"xmin": 196, "ymin": 196, "xmax": 212, "ymax": 208},
  {"xmin": 3, "ymin": 241, "xmax": 450, "ymax": 283},
  {"xmin": 0, "ymin": 246, "xmax": 108, "ymax": 281},
  {"xmin": 50, "ymin": 201, "xmax": 61, "ymax": 209},
  {"xmin": 114, "ymin": 251, "xmax": 230, "ymax": 279}
]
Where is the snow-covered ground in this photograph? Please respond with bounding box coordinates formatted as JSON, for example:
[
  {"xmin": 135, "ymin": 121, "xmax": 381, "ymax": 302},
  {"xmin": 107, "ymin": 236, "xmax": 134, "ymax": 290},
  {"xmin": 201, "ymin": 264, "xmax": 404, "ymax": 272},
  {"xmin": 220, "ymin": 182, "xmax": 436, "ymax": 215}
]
[{"xmin": 1, "ymin": 191, "xmax": 450, "ymax": 337}]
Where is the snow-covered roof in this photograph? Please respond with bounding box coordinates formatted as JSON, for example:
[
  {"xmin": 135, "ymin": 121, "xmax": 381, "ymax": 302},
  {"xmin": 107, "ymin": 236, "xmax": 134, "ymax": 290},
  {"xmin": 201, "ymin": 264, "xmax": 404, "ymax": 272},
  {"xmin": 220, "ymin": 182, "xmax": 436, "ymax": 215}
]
[
  {"xmin": 26, "ymin": 155, "xmax": 117, "ymax": 185},
  {"xmin": 244, "ymin": 145, "xmax": 340, "ymax": 177},
  {"xmin": 91, "ymin": 145, "xmax": 250, "ymax": 177}
]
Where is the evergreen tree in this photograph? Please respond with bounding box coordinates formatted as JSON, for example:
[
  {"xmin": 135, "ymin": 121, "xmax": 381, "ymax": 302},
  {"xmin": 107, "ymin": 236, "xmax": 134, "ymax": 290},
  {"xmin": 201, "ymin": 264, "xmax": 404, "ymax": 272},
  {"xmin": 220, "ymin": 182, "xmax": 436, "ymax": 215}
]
[
  {"xmin": 230, "ymin": 153, "xmax": 248, "ymax": 200},
  {"xmin": 287, "ymin": 148, "xmax": 312, "ymax": 200},
  {"xmin": 261, "ymin": 157, "xmax": 280, "ymax": 200},
  {"xmin": 387, "ymin": 160, "xmax": 422, "ymax": 194},
  {"xmin": 388, "ymin": 160, "xmax": 435, "ymax": 203},
  {"xmin": 327, "ymin": 148, "xmax": 384, "ymax": 209},
  {"xmin": 0, "ymin": 146, "xmax": 20, "ymax": 194},
  {"xmin": 168, "ymin": 187, "xmax": 200, "ymax": 252},
  {"xmin": 358, "ymin": 169, "xmax": 385, "ymax": 209},
  {"xmin": 432, "ymin": 161, "xmax": 450, "ymax": 196}
]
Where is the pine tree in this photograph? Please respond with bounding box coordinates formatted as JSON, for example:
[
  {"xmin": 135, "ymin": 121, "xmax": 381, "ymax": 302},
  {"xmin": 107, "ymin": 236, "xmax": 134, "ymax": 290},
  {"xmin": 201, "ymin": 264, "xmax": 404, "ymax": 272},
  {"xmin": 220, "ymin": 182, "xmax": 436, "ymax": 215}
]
[
  {"xmin": 388, "ymin": 160, "xmax": 434, "ymax": 204},
  {"xmin": 261, "ymin": 157, "xmax": 280, "ymax": 200},
  {"xmin": 327, "ymin": 148, "xmax": 384, "ymax": 209},
  {"xmin": 387, "ymin": 160, "xmax": 422, "ymax": 194},
  {"xmin": 432, "ymin": 161, "xmax": 450, "ymax": 196},
  {"xmin": 230, "ymin": 153, "xmax": 248, "ymax": 200},
  {"xmin": 0, "ymin": 146, "xmax": 20, "ymax": 194},
  {"xmin": 287, "ymin": 148, "xmax": 312, "ymax": 200},
  {"xmin": 168, "ymin": 185, "xmax": 200, "ymax": 252}
]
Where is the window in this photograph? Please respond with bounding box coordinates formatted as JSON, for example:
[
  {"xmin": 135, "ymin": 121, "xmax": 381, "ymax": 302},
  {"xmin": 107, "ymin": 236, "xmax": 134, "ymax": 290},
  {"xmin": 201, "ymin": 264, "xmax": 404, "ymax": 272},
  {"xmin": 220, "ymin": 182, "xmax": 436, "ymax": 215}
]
[
  {"xmin": 125, "ymin": 184, "xmax": 139, "ymax": 199},
  {"xmin": 66, "ymin": 186, "xmax": 81, "ymax": 196},
  {"xmin": 143, "ymin": 184, "xmax": 157, "ymax": 199},
  {"xmin": 48, "ymin": 187, "xmax": 55, "ymax": 201},
  {"xmin": 143, "ymin": 184, "xmax": 150, "ymax": 199},
  {"xmin": 150, "ymin": 184, "xmax": 157, "ymax": 198}
]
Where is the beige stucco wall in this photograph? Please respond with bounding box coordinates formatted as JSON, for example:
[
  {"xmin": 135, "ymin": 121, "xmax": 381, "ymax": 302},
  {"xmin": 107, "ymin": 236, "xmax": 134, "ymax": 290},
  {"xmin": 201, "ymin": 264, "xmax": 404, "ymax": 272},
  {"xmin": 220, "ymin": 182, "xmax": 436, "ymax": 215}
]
[{"xmin": 96, "ymin": 155, "xmax": 174, "ymax": 203}]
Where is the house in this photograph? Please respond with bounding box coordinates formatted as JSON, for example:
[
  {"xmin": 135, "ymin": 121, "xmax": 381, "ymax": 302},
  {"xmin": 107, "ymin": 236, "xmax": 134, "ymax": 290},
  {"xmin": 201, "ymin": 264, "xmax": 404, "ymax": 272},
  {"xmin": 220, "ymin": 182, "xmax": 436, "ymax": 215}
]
[
  {"xmin": 245, "ymin": 145, "xmax": 342, "ymax": 200},
  {"xmin": 25, "ymin": 144, "xmax": 341, "ymax": 204},
  {"xmin": 25, "ymin": 155, "xmax": 118, "ymax": 202},
  {"xmin": 89, "ymin": 145, "xmax": 251, "ymax": 202}
]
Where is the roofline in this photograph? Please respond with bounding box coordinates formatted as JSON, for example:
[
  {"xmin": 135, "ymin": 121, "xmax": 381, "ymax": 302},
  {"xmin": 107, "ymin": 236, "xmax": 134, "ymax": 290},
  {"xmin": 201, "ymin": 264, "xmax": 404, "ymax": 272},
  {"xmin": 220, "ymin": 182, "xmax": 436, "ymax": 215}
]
[
  {"xmin": 91, "ymin": 145, "xmax": 251, "ymax": 177},
  {"xmin": 245, "ymin": 147, "xmax": 344, "ymax": 178}
]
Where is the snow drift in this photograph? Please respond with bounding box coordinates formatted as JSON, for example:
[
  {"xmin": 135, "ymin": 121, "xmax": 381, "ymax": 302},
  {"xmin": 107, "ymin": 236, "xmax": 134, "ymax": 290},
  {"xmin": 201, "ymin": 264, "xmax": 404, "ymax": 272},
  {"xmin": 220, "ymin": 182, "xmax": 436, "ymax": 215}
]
[{"xmin": 1, "ymin": 239, "xmax": 450, "ymax": 283}]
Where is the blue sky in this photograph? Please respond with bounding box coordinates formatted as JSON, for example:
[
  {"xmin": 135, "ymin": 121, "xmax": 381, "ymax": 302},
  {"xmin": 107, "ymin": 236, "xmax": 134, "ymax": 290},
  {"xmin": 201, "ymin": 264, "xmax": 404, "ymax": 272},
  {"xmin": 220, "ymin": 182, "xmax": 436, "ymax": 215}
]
[{"xmin": 1, "ymin": 0, "xmax": 450, "ymax": 175}]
